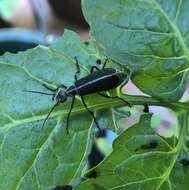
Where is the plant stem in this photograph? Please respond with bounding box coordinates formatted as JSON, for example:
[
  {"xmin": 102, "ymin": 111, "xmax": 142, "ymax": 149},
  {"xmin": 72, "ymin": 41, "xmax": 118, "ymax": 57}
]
[{"xmin": 120, "ymin": 94, "xmax": 189, "ymax": 111}]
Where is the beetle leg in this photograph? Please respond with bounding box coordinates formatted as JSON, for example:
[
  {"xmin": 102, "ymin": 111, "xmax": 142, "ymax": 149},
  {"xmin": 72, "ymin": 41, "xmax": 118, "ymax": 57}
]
[
  {"xmin": 102, "ymin": 59, "xmax": 108, "ymax": 69},
  {"xmin": 57, "ymin": 84, "xmax": 67, "ymax": 89},
  {"xmin": 42, "ymin": 101, "xmax": 60, "ymax": 128},
  {"xmin": 74, "ymin": 56, "xmax": 80, "ymax": 81},
  {"xmin": 91, "ymin": 58, "xmax": 108, "ymax": 72},
  {"xmin": 66, "ymin": 95, "xmax": 75, "ymax": 134},
  {"xmin": 143, "ymin": 104, "xmax": 149, "ymax": 113},
  {"xmin": 90, "ymin": 66, "xmax": 100, "ymax": 73},
  {"xmin": 80, "ymin": 95, "xmax": 101, "ymax": 131},
  {"xmin": 98, "ymin": 92, "xmax": 131, "ymax": 107}
]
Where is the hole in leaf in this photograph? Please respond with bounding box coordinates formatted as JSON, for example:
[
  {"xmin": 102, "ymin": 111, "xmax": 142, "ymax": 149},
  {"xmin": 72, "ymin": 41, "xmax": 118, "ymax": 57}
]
[
  {"xmin": 179, "ymin": 159, "xmax": 189, "ymax": 167},
  {"xmin": 135, "ymin": 140, "xmax": 158, "ymax": 152},
  {"xmin": 185, "ymin": 140, "xmax": 189, "ymax": 149},
  {"xmin": 140, "ymin": 141, "xmax": 158, "ymax": 149},
  {"xmin": 53, "ymin": 185, "xmax": 72, "ymax": 190},
  {"xmin": 96, "ymin": 129, "xmax": 106, "ymax": 138},
  {"xmin": 85, "ymin": 170, "xmax": 98, "ymax": 178},
  {"xmin": 88, "ymin": 143, "xmax": 104, "ymax": 168},
  {"xmin": 84, "ymin": 41, "xmax": 89, "ymax": 46},
  {"xmin": 150, "ymin": 106, "xmax": 177, "ymax": 137}
]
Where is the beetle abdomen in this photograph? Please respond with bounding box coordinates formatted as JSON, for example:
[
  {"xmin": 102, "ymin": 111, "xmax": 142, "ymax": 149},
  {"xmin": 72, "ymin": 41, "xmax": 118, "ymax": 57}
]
[{"xmin": 74, "ymin": 68, "xmax": 126, "ymax": 95}]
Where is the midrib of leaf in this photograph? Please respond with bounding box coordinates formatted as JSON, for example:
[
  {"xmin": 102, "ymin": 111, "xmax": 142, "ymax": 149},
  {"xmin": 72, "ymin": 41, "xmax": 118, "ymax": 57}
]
[
  {"xmin": 69, "ymin": 121, "xmax": 94, "ymax": 186},
  {"xmin": 14, "ymin": 119, "xmax": 94, "ymax": 190},
  {"xmin": 173, "ymin": 0, "xmax": 182, "ymax": 23},
  {"xmin": 14, "ymin": 121, "xmax": 57, "ymax": 190},
  {"xmin": 151, "ymin": 0, "xmax": 189, "ymax": 62},
  {"xmin": 0, "ymin": 99, "xmax": 125, "ymax": 131},
  {"xmin": 2, "ymin": 94, "xmax": 189, "ymax": 133},
  {"xmin": 14, "ymin": 123, "xmax": 80, "ymax": 189},
  {"xmin": 155, "ymin": 112, "xmax": 187, "ymax": 190},
  {"xmin": 5, "ymin": 94, "xmax": 184, "ymax": 132}
]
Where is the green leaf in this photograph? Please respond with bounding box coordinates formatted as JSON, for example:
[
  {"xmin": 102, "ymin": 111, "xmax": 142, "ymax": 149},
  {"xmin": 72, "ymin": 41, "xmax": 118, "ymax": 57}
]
[
  {"xmin": 82, "ymin": 0, "xmax": 189, "ymax": 102},
  {"xmin": 75, "ymin": 113, "xmax": 189, "ymax": 190},
  {"xmin": 0, "ymin": 30, "xmax": 128, "ymax": 189}
]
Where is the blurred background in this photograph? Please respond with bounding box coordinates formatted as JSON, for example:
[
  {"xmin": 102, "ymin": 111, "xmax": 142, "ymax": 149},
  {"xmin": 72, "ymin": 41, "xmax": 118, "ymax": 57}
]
[
  {"xmin": 0, "ymin": 0, "xmax": 90, "ymax": 55},
  {"xmin": 0, "ymin": 0, "xmax": 181, "ymax": 174}
]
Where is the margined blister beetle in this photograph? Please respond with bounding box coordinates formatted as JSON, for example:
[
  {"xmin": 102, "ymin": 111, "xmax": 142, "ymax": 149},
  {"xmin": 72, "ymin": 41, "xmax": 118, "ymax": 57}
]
[{"xmin": 25, "ymin": 57, "xmax": 130, "ymax": 133}]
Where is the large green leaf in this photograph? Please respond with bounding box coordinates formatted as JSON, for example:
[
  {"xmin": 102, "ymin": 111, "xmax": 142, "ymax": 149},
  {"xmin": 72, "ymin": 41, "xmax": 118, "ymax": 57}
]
[
  {"xmin": 82, "ymin": 0, "xmax": 189, "ymax": 102},
  {"xmin": 0, "ymin": 31, "xmax": 128, "ymax": 190},
  {"xmin": 76, "ymin": 114, "xmax": 189, "ymax": 190}
]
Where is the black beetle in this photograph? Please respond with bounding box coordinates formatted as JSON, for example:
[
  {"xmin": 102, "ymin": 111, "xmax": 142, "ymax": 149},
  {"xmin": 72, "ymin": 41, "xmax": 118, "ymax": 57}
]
[{"xmin": 25, "ymin": 57, "xmax": 130, "ymax": 133}]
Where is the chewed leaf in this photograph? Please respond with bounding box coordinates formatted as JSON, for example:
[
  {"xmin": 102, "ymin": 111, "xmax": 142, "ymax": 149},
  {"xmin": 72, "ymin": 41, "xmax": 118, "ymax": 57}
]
[
  {"xmin": 83, "ymin": 0, "xmax": 189, "ymax": 101},
  {"xmin": 75, "ymin": 114, "xmax": 188, "ymax": 190}
]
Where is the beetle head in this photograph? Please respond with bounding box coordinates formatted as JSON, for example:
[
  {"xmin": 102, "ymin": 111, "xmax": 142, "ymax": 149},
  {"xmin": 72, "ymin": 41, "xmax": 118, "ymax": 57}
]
[{"xmin": 54, "ymin": 89, "xmax": 67, "ymax": 103}]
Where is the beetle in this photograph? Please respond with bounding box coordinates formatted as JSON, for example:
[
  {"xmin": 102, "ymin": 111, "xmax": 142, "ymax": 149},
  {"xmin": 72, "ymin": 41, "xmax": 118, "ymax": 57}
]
[{"xmin": 25, "ymin": 57, "xmax": 130, "ymax": 133}]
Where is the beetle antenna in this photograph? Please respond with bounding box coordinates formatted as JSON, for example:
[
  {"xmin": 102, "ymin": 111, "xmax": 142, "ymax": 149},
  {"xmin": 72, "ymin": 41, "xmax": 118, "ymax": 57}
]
[
  {"xmin": 42, "ymin": 101, "xmax": 60, "ymax": 127},
  {"xmin": 23, "ymin": 90, "xmax": 55, "ymax": 96}
]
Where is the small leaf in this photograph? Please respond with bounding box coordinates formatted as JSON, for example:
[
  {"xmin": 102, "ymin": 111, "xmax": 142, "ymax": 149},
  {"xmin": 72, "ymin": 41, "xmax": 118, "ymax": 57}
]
[{"xmin": 82, "ymin": 0, "xmax": 189, "ymax": 101}]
